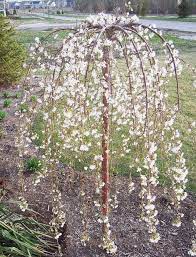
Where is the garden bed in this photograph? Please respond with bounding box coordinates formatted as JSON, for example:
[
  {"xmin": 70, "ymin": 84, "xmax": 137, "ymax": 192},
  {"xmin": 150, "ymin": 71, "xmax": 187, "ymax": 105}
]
[{"xmin": 0, "ymin": 85, "xmax": 195, "ymax": 257}]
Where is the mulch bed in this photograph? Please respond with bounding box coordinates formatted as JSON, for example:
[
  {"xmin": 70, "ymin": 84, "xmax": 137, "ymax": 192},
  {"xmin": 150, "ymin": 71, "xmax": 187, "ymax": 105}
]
[{"xmin": 0, "ymin": 86, "xmax": 196, "ymax": 257}]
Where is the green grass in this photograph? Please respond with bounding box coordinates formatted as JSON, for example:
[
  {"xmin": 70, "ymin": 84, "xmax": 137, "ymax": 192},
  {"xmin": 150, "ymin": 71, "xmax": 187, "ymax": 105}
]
[
  {"xmin": 25, "ymin": 157, "xmax": 43, "ymax": 173},
  {"xmin": 3, "ymin": 99, "xmax": 12, "ymax": 108},
  {"xmin": 51, "ymin": 12, "xmax": 87, "ymax": 19},
  {"xmin": 151, "ymin": 32, "xmax": 196, "ymax": 52},
  {"xmin": 15, "ymin": 30, "xmax": 69, "ymax": 47},
  {"xmin": 15, "ymin": 27, "xmax": 196, "ymax": 52},
  {"xmin": 16, "ymin": 28, "xmax": 196, "ymax": 192},
  {"xmin": 169, "ymin": 52, "xmax": 196, "ymax": 192},
  {"xmin": 9, "ymin": 16, "xmax": 43, "ymax": 24},
  {"xmin": 166, "ymin": 52, "xmax": 195, "ymax": 191},
  {"xmin": 142, "ymin": 15, "xmax": 196, "ymax": 22},
  {"xmin": 114, "ymin": 54, "xmax": 196, "ymax": 192},
  {"xmin": 9, "ymin": 16, "xmax": 73, "ymax": 25},
  {"xmin": 31, "ymin": 52, "xmax": 196, "ymax": 192}
]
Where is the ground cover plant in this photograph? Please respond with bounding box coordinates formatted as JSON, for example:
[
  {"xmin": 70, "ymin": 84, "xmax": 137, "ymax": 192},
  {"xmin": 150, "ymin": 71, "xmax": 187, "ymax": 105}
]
[
  {"xmin": 2, "ymin": 92, "xmax": 10, "ymax": 98},
  {"xmin": 0, "ymin": 110, "xmax": 7, "ymax": 121},
  {"xmin": 25, "ymin": 157, "xmax": 42, "ymax": 173},
  {"xmin": 0, "ymin": 203, "xmax": 57, "ymax": 257},
  {"xmin": 3, "ymin": 99, "xmax": 12, "ymax": 108},
  {"xmin": 14, "ymin": 12, "xmax": 196, "ymax": 257}
]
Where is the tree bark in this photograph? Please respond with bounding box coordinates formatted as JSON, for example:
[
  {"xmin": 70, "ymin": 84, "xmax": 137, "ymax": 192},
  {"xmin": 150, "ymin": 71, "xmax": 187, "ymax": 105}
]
[{"xmin": 101, "ymin": 45, "xmax": 110, "ymax": 234}]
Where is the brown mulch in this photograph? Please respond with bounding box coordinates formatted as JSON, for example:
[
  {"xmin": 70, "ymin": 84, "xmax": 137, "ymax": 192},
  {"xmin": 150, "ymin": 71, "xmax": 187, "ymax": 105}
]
[{"xmin": 0, "ymin": 86, "xmax": 196, "ymax": 257}]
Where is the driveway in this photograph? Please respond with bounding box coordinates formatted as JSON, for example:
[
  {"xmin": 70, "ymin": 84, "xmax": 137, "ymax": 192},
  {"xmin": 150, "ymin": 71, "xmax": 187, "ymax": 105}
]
[
  {"xmin": 17, "ymin": 14, "xmax": 196, "ymax": 39},
  {"xmin": 140, "ymin": 19, "xmax": 196, "ymax": 33}
]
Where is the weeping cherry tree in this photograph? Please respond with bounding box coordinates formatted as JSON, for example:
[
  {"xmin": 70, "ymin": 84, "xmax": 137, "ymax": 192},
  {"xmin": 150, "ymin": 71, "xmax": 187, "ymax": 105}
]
[{"xmin": 16, "ymin": 13, "xmax": 193, "ymax": 255}]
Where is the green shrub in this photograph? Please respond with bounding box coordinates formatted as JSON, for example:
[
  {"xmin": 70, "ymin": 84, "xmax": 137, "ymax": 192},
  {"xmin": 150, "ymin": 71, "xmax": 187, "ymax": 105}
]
[
  {"xmin": 0, "ymin": 17, "xmax": 26, "ymax": 87},
  {"xmin": 140, "ymin": 0, "xmax": 149, "ymax": 16},
  {"xmin": 3, "ymin": 99, "xmax": 12, "ymax": 108},
  {"xmin": 0, "ymin": 110, "xmax": 7, "ymax": 121},
  {"xmin": 57, "ymin": 10, "xmax": 61, "ymax": 14},
  {"xmin": 25, "ymin": 157, "xmax": 42, "ymax": 173},
  {"xmin": 136, "ymin": 0, "xmax": 149, "ymax": 16}
]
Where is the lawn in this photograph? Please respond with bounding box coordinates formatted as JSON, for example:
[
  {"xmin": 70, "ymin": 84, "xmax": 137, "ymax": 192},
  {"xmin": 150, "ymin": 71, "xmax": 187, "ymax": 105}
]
[
  {"xmin": 49, "ymin": 11, "xmax": 88, "ymax": 19},
  {"xmin": 168, "ymin": 52, "xmax": 196, "ymax": 191},
  {"xmin": 15, "ymin": 30, "xmax": 69, "ymax": 46},
  {"xmin": 9, "ymin": 15, "xmax": 76, "ymax": 26},
  {"xmin": 13, "ymin": 28, "xmax": 196, "ymax": 192},
  {"xmin": 152, "ymin": 33, "xmax": 196, "ymax": 52},
  {"xmin": 151, "ymin": 31, "xmax": 196, "ymax": 190},
  {"xmin": 15, "ymin": 28, "xmax": 196, "ymax": 49}
]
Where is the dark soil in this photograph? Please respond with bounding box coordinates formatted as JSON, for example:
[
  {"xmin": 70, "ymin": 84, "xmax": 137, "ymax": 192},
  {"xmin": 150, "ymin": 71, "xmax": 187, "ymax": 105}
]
[{"xmin": 0, "ymin": 86, "xmax": 196, "ymax": 257}]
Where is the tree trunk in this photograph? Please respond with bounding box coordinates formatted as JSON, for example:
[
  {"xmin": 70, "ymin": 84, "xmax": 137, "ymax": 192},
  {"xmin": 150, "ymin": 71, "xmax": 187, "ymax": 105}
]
[{"xmin": 101, "ymin": 45, "xmax": 110, "ymax": 234}]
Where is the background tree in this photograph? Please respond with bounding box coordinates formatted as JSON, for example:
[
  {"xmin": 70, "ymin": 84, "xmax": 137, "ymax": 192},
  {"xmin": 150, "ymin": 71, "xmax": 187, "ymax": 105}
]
[
  {"xmin": 137, "ymin": 0, "xmax": 149, "ymax": 16},
  {"xmin": 0, "ymin": 17, "xmax": 26, "ymax": 87},
  {"xmin": 75, "ymin": 0, "xmax": 127, "ymax": 13},
  {"xmin": 75, "ymin": 0, "xmax": 91, "ymax": 12},
  {"xmin": 177, "ymin": 0, "xmax": 191, "ymax": 17}
]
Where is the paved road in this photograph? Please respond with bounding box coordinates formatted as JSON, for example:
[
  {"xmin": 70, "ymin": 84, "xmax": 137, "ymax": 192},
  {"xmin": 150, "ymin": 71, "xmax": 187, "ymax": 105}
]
[
  {"xmin": 17, "ymin": 14, "xmax": 196, "ymax": 39},
  {"xmin": 140, "ymin": 19, "xmax": 196, "ymax": 33}
]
